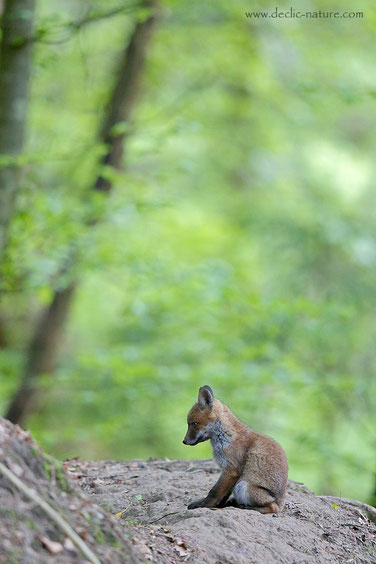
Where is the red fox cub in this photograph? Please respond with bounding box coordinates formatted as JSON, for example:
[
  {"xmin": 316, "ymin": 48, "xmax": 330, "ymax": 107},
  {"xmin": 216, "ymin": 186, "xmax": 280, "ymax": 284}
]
[{"xmin": 183, "ymin": 385, "xmax": 288, "ymax": 513}]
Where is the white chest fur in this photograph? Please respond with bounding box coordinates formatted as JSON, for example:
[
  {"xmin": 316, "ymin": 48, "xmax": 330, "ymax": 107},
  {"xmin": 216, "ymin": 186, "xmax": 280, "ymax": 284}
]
[{"xmin": 207, "ymin": 421, "xmax": 234, "ymax": 469}]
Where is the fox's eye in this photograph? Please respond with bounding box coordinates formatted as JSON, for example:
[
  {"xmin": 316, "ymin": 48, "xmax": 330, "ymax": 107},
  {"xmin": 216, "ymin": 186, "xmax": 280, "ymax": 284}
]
[{"xmin": 191, "ymin": 422, "xmax": 198, "ymax": 428}]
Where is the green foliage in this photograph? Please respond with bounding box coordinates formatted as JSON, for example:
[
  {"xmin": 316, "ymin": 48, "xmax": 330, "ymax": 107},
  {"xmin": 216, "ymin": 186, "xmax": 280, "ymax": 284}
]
[{"xmin": 1, "ymin": 0, "xmax": 376, "ymax": 504}]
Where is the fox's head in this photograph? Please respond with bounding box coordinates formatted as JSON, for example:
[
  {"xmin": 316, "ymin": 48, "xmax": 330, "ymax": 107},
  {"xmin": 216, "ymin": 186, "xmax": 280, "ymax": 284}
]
[{"xmin": 183, "ymin": 385, "xmax": 216, "ymax": 446}]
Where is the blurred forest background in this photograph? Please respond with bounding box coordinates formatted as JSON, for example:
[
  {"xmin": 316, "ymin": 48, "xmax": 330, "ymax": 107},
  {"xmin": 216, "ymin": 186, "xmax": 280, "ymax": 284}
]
[{"xmin": 1, "ymin": 0, "xmax": 376, "ymax": 506}]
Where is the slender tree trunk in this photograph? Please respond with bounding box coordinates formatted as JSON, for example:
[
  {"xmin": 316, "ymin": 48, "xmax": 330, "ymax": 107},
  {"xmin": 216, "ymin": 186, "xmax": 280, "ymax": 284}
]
[
  {"xmin": 95, "ymin": 3, "xmax": 158, "ymax": 192},
  {"xmin": 0, "ymin": 0, "xmax": 36, "ymax": 260},
  {"xmin": 5, "ymin": 1, "xmax": 158, "ymax": 425},
  {"xmin": 5, "ymin": 285, "xmax": 75, "ymax": 423}
]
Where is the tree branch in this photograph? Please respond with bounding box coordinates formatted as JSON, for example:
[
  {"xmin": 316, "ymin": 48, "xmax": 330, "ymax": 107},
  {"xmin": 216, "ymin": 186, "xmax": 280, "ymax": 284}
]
[
  {"xmin": 10, "ymin": 2, "xmax": 142, "ymax": 47},
  {"xmin": 318, "ymin": 495, "xmax": 376, "ymax": 519}
]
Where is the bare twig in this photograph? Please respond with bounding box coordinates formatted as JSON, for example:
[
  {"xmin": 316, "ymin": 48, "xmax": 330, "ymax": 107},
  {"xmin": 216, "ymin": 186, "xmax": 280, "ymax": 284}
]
[
  {"xmin": 116, "ymin": 499, "xmax": 133, "ymax": 517},
  {"xmin": 318, "ymin": 495, "xmax": 376, "ymax": 519},
  {"xmin": 12, "ymin": 3, "xmax": 141, "ymax": 46},
  {"xmin": 147, "ymin": 511, "xmax": 181, "ymax": 524},
  {"xmin": 0, "ymin": 461, "xmax": 101, "ymax": 564},
  {"xmin": 69, "ymin": 4, "xmax": 139, "ymax": 29}
]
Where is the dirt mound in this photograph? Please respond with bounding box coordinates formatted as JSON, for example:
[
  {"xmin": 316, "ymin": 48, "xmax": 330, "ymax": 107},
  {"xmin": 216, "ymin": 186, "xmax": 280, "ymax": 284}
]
[
  {"xmin": 1, "ymin": 418, "xmax": 375, "ymax": 564},
  {"xmin": 0, "ymin": 418, "xmax": 140, "ymax": 564},
  {"xmin": 71, "ymin": 458, "xmax": 376, "ymax": 564}
]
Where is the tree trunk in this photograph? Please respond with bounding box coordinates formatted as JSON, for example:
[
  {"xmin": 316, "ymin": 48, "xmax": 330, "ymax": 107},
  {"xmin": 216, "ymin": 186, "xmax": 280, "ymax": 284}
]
[
  {"xmin": 5, "ymin": 285, "xmax": 75, "ymax": 423},
  {"xmin": 0, "ymin": 0, "xmax": 36, "ymax": 260},
  {"xmin": 5, "ymin": 1, "xmax": 158, "ymax": 425},
  {"xmin": 95, "ymin": 2, "xmax": 158, "ymax": 192}
]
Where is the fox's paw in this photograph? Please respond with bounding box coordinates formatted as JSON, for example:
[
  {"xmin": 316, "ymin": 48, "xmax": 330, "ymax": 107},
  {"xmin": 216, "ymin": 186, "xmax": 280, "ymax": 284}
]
[{"xmin": 187, "ymin": 498, "xmax": 206, "ymax": 510}]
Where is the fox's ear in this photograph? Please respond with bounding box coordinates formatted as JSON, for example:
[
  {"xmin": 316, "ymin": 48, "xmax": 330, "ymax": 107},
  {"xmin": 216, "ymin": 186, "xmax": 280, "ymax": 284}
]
[{"xmin": 198, "ymin": 385, "xmax": 214, "ymax": 410}]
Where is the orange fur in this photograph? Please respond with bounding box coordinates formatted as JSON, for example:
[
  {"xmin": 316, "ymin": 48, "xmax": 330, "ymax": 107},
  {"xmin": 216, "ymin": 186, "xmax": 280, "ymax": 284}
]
[{"xmin": 183, "ymin": 386, "xmax": 288, "ymax": 513}]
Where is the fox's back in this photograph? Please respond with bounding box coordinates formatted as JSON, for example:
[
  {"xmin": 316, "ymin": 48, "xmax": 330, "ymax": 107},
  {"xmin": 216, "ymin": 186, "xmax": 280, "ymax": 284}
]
[{"xmin": 242, "ymin": 432, "xmax": 288, "ymax": 499}]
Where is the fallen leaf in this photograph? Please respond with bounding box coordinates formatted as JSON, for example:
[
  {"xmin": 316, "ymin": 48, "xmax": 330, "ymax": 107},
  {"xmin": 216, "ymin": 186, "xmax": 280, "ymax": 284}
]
[
  {"xmin": 76, "ymin": 526, "xmax": 89, "ymax": 539},
  {"xmin": 136, "ymin": 540, "xmax": 153, "ymax": 561},
  {"xmin": 174, "ymin": 545, "xmax": 188, "ymax": 557},
  {"xmin": 176, "ymin": 538, "xmax": 187, "ymax": 548},
  {"xmin": 39, "ymin": 535, "xmax": 63, "ymax": 554}
]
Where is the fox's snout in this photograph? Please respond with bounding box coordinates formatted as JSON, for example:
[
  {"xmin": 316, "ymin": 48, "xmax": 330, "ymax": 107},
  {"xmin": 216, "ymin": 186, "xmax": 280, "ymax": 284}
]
[
  {"xmin": 183, "ymin": 430, "xmax": 203, "ymax": 446},
  {"xmin": 182, "ymin": 438, "xmax": 195, "ymax": 446},
  {"xmin": 182, "ymin": 435, "xmax": 195, "ymax": 445},
  {"xmin": 183, "ymin": 385, "xmax": 215, "ymax": 447}
]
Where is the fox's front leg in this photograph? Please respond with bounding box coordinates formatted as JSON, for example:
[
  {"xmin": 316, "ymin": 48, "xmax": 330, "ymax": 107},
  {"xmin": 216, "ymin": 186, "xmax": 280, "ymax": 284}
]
[{"xmin": 188, "ymin": 470, "xmax": 239, "ymax": 509}]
